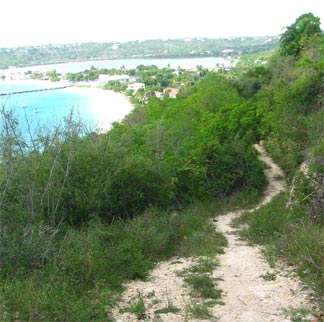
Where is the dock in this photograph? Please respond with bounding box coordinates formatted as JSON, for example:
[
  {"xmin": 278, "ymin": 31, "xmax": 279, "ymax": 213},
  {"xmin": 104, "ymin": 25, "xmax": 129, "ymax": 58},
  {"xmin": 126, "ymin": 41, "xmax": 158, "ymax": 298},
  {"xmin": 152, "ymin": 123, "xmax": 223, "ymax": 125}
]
[{"xmin": 0, "ymin": 85, "xmax": 72, "ymax": 96}]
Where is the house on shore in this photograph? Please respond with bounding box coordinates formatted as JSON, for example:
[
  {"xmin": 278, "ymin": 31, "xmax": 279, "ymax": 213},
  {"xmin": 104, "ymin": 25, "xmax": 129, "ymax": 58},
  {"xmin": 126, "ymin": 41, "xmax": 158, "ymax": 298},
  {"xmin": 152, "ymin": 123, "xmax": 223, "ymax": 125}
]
[
  {"xmin": 163, "ymin": 87, "xmax": 179, "ymax": 98},
  {"xmin": 98, "ymin": 74, "xmax": 130, "ymax": 85},
  {"xmin": 154, "ymin": 91, "xmax": 164, "ymax": 99},
  {"xmin": 127, "ymin": 82, "xmax": 145, "ymax": 93},
  {"xmin": 154, "ymin": 87, "xmax": 179, "ymax": 99}
]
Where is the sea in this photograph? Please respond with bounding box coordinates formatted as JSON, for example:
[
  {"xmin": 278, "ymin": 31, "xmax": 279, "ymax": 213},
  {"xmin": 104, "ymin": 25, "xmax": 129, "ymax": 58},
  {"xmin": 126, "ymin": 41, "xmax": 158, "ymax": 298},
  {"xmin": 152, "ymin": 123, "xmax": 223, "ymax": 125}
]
[
  {"xmin": 0, "ymin": 57, "xmax": 233, "ymax": 140},
  {"xmin": 0, "ymin": 83, "xmax": 95, "ymax": 140}
]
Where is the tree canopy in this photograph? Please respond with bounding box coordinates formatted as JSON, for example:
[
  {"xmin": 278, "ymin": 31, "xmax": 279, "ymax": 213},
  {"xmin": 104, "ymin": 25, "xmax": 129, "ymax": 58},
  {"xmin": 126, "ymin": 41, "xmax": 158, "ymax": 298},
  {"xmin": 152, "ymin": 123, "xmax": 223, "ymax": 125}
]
[{"xmin": 279, "ymin": 13, "xmax": 322, "ymax": 56}]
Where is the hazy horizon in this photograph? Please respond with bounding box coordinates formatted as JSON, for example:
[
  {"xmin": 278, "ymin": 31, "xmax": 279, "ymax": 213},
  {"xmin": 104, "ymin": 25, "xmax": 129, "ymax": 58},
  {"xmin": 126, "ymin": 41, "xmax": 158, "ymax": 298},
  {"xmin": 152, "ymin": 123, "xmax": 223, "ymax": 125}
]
[
  {"xmin": 1, "ymin": 0, "xmax": 323, "ymax": 48},
  {"xmin": 0, "ymin": 35, "xmax": 280, "ymax": 49}
]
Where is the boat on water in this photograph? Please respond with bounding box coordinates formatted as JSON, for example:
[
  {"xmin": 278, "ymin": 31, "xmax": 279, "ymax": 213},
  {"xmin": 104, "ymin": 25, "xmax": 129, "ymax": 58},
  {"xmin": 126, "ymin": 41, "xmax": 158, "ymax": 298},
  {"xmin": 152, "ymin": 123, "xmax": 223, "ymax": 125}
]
[
  {"xmin": 33, "ymin": 108, "xmax": 39, "ymax": 113},
  {"xmin": 19, "ymin": 104, "xmax": 28, "ymax": 108}
]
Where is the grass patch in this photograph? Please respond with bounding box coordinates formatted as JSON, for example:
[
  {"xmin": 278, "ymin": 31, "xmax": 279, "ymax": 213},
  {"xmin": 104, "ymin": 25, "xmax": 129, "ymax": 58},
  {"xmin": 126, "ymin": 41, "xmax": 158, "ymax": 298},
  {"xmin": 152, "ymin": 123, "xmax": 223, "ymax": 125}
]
[
  {"xmin": 184, "ymin": 274, "xmax": 222, "ymax": 299},
  {"xmin": 154, "ymin": 306, "xmax": 180, "ymax": 315},
  {"xmin": 260, "ymin": 271, "xmax": 277, "ymax": 281},
  {"xmin": 180, "ymin": 257, "xmax": 219, "ymax": 275},
  {"xmin": 180, "ymin": 257, "xmax": 222, "ymax": 300},
  {"xmin": 190, "ymin": 189, "xmax": 263, "ymax": 218},
  {"xmin": 283, "ymin": 306, "xmax": 313, "ymax": 322},
  {"xmin": 261, "ymin": 245, "xmax": 278, "ymax": 268},
  {"xmin": 120, "ymin": 291, "xmax": 147, "ymax": 320},
  {"xmin": 235, "ymin": 193, "xmax": 303, "ymax": 244},
  {"xmin": 186, "ymin": 302, "xmax": 215, "ymax": 319}
]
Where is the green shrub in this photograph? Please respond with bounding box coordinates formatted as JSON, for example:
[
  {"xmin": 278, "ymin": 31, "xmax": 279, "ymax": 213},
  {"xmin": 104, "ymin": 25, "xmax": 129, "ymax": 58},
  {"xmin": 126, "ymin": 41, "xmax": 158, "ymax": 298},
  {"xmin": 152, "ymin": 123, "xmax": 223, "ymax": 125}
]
[
  {"xmin": 186, "ymin": 302, "xmax": 213, "ymax": 319},
  {"xmin": 184, "ymin": 274, "xmax": 222, "ymax": 299},
  {"xmin": 0, "ymin": 276, "xmax": 114, "ymax": 321},
  {"xmin": 240, "ymin": 194, "xmax": 303, "ymax": 244},
  {"xmin": 283, "ymin": 223, "xmax": 324, "ymax": 304},
  {"xmin": 0, "ymin": 223, "xmax": 58, "ymax": 276}
]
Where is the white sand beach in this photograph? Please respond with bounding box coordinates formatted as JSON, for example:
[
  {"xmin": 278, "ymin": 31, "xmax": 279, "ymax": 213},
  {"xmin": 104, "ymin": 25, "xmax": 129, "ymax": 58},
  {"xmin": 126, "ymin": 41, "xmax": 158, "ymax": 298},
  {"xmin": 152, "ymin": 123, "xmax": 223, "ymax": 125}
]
[{"xmin": 65, "ymin": 87, "xmax": 134, "ymax": 132}]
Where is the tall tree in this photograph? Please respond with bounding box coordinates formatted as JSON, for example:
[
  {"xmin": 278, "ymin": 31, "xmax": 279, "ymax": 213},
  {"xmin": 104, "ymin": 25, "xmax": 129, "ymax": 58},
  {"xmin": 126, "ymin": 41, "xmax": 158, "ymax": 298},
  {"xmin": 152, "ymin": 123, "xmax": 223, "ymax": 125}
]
[{"xmin": 279, "ymin": 13, "xmax": 322, "ymax": 57}]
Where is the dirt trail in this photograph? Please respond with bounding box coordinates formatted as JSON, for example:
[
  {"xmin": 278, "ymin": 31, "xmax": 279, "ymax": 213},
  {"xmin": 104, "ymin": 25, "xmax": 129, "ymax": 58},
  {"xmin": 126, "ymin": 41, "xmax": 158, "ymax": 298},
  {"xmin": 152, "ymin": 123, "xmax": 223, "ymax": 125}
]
[
  {"xmin": 113, "ymin": 144, "xmax": 311, "ymax": 322},
  {"xmin": 211, "ymin": 144, "xmax": 309, "ymax": 321}
]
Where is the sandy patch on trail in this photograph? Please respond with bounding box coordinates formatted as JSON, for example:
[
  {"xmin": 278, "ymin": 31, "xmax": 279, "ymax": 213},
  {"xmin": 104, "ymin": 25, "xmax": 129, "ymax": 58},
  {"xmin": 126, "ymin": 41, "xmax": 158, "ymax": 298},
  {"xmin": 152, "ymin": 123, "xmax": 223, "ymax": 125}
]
[
  {"xmin": 112, "ymin": 144, "xmax": 312, "ymax": 322},
  {"xmin": 113, "ymin": 258, "xmax": 194, "ymax": 322}
]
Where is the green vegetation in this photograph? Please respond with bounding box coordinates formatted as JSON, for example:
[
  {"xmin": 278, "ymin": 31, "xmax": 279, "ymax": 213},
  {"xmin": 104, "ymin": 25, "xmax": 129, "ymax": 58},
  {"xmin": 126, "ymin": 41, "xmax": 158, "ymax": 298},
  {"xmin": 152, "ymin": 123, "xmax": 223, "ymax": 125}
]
[
  {"xmin": 283, "ymin": 306, "xmax": 314, "ymax": 322},
  {"xmin": 0, "ymin": 200, "xmax": 228, "ymax": 321},
  {"xmin": 279, "ymin": 13, "xmax": 322, "ymax": 57},
  {"xmin": 66, "ymin": 64, "xmax": 206, "ymax": 92},
  {"xmin": 0, "ymin": 37, "xmax": 278, "ymax": 69},
  {"xmin": 179, "ymin": 257, "xmax": 224, "ymax": 319},
  {"xmin": 183, "ymin": 269, "xmax": 222, "ymax": 299},
  {"xmin": 260, "ymin": 272, "xmax": 277, "ymax": 281},
  {"xmin": 0, "ymin": 70, "xmax": 265, "ymax": 320},
  {"xmin": 0, "ymin": 12, "xmax": 323, "ymax": 319},
  {"xmin": 154, "ymin": 306, "xmax": 180, "ymax": 315},
  {"xmin": 120, "ymin": 291, "xmax": 147, "ymax": 320},
  {"xmin": 186, "ymin": 301, "xmax": 215, "ymax": 319},
  {"xmin": 231, "ymin": 13, "xmax": 324, "ymax": 313}
]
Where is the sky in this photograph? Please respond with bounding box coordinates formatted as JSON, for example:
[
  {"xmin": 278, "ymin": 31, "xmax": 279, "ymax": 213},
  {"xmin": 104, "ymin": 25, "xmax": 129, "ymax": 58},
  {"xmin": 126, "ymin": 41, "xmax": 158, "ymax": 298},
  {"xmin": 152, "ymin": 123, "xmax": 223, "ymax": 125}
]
[{"xmin": 1, "ymin": 0, "xmax": 324, "ymax": 48}]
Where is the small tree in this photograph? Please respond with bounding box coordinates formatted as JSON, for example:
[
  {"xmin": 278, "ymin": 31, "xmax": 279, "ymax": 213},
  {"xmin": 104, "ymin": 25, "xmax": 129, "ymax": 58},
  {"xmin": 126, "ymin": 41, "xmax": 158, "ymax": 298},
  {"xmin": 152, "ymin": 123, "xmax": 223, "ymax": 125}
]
[{"xmin": 46, "ymin": 69, "xmax": 60, "ymax": 82}]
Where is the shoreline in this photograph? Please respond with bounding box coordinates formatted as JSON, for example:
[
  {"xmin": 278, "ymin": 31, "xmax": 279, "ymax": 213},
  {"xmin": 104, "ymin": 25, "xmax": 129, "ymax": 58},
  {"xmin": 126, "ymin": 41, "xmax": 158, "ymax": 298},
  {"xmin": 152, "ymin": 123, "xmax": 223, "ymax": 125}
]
[
  {"xmin": 65, "ymin": 86, "xmax": 134, "ymax": 133},
  {"xmin": 0, "ymin": 80, "xmax": 134, "ymax": 133}
]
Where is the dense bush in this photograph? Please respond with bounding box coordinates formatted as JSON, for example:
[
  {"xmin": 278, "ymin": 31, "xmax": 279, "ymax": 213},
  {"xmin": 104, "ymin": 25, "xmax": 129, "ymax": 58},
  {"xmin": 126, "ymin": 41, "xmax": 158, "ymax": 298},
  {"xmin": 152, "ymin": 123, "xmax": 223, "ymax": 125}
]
[
  {"xmin": 0, "ymin": 74, "xmax": 266, "ymax": 228},
  {"xmin": 0, "ymin": 69, "xmax": 267, "ymax": 320}
]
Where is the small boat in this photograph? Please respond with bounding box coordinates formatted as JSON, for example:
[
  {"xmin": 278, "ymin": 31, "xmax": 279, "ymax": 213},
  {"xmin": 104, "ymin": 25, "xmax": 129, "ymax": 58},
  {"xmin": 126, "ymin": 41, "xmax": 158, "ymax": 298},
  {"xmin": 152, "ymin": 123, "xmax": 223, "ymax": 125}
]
[
  {"xmin": 19, "ymin": 104, "xmax": 28, "ymax": 108},
  {"xmin": 33, "ymin": 108, "xmax": 39, "ymax": 113}
]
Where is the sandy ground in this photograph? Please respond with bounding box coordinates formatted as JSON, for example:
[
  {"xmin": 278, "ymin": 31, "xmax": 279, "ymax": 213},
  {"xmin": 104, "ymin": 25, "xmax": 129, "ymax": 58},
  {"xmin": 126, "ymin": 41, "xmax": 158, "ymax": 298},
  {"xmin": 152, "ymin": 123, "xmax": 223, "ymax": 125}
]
[
  {"xmin": 65, "ymin": 87, "xmax": 134, "ymax": 132},
  {"xmin": 112, "ymin": 144, "xmax": 314, "ymax": 322},
  {"xmin": 113, "ymin": 258, "xmax": 195, "ymax": 322},
  {"xmin": 211, "ymin": 144, "xmax": 310, "ymax": 322}
]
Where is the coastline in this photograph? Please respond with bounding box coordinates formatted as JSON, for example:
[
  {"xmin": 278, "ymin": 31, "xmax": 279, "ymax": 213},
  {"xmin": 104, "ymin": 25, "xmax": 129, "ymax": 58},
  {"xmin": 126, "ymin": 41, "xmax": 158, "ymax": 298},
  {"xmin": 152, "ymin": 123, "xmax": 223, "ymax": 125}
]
[
  {"xmin": 65, "ymin": 86, "xmax": 134, "ymax": 133},
  {"xmin": 0, "ymin": 80, "xmax": 134, "ymax": 133}
]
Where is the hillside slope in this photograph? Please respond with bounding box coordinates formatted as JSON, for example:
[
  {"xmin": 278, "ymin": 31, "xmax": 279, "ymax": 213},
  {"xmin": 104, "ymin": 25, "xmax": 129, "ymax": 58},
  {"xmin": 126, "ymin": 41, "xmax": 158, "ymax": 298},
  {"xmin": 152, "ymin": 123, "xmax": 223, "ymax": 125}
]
[{"xmin": 112, "ymin": 144, "xmax": 312, "ymax": 321}]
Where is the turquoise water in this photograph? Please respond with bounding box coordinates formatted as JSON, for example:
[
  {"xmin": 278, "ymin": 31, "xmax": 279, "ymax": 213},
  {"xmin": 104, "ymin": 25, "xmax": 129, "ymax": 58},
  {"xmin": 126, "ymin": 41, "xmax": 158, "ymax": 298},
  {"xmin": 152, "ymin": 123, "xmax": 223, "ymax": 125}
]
[{"xmin": 0, "ymin": 83, "xmax": 96, "ymax": 137}]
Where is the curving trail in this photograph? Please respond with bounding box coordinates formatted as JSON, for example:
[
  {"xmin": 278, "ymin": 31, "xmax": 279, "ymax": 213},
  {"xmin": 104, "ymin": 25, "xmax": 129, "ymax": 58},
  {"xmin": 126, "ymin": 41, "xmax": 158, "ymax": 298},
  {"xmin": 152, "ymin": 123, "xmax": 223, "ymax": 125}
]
[
  {"xmin": 210, "ymin": 144, "xmax": 309, "ymax": 321},
  {"xmin": 113, "ymin": 144, "xmax": 311, "ymax": 322}
]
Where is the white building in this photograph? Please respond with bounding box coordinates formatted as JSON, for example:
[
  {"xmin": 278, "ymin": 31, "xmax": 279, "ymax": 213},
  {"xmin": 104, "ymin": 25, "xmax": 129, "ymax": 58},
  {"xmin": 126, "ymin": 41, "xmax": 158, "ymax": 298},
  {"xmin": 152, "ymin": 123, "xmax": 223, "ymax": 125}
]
[
  {"xmin": 98, "ymin": 74, "xmax": 130, "ymax": 85},
  {"xmin": 127, "ymin": 82, "xmax": 145, "ymax": 92}
]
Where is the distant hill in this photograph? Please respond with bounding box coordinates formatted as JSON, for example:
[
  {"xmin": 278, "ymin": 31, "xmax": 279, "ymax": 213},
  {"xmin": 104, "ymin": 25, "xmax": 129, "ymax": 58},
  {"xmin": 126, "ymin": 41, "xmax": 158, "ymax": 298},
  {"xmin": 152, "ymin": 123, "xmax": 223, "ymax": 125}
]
[{"xmin": 0, "ymin": 37, "xmax": 279, "ymax": 69}]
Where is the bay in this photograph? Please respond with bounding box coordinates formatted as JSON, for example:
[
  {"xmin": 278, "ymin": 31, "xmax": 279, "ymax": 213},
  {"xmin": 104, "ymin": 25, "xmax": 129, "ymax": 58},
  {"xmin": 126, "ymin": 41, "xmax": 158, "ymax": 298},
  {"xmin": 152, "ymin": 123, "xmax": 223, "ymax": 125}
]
[
  {"xmin": 10, "ymin": 57, "xmax": 234, "ymax": 74},
  {"xmin": 0, "ymin": 83, "xmax": 106, "ymax": 139}
]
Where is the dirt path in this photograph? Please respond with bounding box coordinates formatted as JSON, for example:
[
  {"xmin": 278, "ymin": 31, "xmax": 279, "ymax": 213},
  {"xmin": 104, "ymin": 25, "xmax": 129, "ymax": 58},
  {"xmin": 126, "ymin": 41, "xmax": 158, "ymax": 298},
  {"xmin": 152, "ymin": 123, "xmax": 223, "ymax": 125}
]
[
  {"xmin": 210, "ymin": 144, "xmax": 309, "ymax": 321},
  {"xmin": 112, "ymin": 144, "xmax": 311, "ymax": 322}
]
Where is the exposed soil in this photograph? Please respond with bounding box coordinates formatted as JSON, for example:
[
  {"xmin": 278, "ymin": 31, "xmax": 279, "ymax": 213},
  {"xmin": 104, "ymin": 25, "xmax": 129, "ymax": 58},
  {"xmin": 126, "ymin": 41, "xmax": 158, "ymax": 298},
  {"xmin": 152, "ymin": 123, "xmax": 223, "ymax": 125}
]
[
  {"xmin": 112, "ymin": 144, "xmax": 312, "ymax": 322},
  {"xmin": 209, "ymin": 144, "xmax": 310, "ymax": 321}
]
